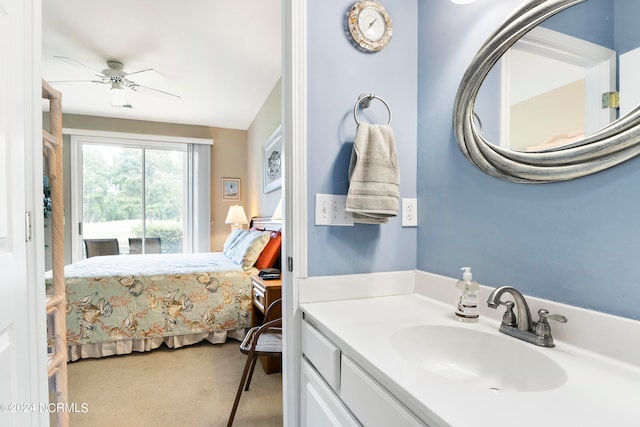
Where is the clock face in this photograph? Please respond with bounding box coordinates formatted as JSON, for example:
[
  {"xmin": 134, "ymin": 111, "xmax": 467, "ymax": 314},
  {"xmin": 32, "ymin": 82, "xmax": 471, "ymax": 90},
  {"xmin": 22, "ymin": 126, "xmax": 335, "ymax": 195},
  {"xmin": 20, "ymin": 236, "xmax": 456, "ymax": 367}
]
[
  {"xmin": 347, "ymin": 1, "xmax": 392, "ymax": 52},
  {"xmin": 357, "ymin": 8, "xmax": 385, "ymax": 42}
]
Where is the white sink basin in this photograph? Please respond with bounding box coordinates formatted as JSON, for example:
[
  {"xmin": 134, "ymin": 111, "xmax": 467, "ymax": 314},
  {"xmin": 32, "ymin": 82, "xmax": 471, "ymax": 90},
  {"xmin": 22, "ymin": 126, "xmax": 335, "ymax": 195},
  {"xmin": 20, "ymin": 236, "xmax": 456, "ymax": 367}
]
[{"xmin": 391, "ymin": 325, "xmax": 567, "ymax": 392}]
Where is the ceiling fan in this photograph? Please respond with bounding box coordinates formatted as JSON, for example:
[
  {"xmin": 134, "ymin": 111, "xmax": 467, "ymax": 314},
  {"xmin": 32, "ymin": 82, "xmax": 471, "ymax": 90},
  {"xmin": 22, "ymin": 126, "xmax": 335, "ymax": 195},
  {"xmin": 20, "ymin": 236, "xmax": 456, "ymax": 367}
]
[{"xmin": 49, "ymin": 56, "xmax": 181, "ymax": 108}]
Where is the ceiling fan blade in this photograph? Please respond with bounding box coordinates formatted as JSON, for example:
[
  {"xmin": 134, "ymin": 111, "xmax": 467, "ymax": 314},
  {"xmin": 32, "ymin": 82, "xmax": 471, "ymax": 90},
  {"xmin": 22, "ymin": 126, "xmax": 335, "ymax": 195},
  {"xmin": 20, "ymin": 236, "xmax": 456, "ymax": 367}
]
[
  {"xmin": 125, "ymin": 68, "xmax": 164, "ymax": 82},
  {"xmin": 48, "ymin": 80, "xmax": 104, "ymax": 85},
  {"xmin": 53, "ymin": 56, "xmax": 105, "ymax": 77},
  {"xmin": 130, "ymin": 84, "xmax": 181, "ymax": 100}
]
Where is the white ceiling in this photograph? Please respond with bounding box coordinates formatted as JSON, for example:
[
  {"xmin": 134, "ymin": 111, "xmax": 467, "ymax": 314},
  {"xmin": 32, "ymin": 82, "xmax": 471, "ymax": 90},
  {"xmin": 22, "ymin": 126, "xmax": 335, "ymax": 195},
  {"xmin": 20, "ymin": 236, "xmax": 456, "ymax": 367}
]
[{"xmin": 42, "ymin": 0, "xmax": 282, "ymax": 130}]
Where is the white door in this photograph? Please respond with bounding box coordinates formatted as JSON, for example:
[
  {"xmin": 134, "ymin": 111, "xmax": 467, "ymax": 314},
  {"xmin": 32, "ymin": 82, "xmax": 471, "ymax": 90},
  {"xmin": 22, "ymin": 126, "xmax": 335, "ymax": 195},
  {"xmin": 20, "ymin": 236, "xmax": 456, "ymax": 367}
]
[
  {"xmin": 0, "ymin": 0, "xmax": 47, "ymax": 425},
  {"xmin": 620, "ymin": 47, "xmax": 640, "ymax": 117}
]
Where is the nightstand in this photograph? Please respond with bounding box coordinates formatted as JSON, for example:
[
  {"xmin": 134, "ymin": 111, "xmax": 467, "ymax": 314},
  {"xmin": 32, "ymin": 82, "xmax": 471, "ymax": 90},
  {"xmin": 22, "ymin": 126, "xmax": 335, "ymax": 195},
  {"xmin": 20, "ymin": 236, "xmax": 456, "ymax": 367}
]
[{"xmin": 250, "ymin": 274, "xmax": 282, "ymax": 374}]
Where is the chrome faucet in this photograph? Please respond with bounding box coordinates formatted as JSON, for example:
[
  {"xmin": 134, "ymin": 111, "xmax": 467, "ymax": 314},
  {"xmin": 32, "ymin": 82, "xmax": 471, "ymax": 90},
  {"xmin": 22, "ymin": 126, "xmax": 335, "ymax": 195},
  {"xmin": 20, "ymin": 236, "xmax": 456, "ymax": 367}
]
[
  {"xmin": 487, "ymin": 286, "xmax": 532, "ymax": 331},
  {"xmin": 487, "ymin": 286, "xmax": 567, "ymax": 347}
]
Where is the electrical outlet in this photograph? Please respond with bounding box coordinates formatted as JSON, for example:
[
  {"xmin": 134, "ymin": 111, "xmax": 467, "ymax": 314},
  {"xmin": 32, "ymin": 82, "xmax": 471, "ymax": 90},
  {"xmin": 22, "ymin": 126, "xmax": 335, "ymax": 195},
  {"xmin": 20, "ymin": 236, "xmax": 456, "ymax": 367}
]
[
  {"xmin": 402, "ymin": 198, "xmax": 417, "ymax": 227},
  {"xmin": 315, "ymin": 194, "xmax": 355, "ymax": 226}
]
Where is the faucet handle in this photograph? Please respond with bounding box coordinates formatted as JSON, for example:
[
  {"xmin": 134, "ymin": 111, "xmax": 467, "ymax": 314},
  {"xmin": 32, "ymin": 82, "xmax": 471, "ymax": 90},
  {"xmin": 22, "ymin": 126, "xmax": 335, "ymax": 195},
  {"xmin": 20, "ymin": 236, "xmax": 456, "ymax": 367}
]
[
  {"xmin": 537, "ymin": 309, "xmax": 568, "ymax": 324},
  {"xmin": 534, "ymin": 309, "xmax": 567, "ymax": 345},
  {"xmin": 500, "ymin": 301, "xmax": 517, "ymax": 327}
]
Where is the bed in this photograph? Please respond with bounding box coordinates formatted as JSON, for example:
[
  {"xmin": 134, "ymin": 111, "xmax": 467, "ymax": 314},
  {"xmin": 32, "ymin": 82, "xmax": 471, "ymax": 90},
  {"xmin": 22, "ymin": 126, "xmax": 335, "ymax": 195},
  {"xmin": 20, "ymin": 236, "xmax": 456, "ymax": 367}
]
[{"xmin": 47, "ymin": 217, "xmax": 282, "ymax": 361}]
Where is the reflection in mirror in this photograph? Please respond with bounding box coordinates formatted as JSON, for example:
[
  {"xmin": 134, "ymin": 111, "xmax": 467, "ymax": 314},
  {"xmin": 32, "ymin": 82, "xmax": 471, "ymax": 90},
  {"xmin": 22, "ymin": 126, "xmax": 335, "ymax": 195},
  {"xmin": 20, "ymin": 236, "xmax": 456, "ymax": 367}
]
[
  {"xmin": 509, "ymin": 48, "xmax": 586, "ymax": 151},
  {"xmin": 453, "ymin": 0, "xmax": 640, "ymax": 183},
  {"xmin": 477, "ymin": 26, "xmax": 616, "ymax": 152}
]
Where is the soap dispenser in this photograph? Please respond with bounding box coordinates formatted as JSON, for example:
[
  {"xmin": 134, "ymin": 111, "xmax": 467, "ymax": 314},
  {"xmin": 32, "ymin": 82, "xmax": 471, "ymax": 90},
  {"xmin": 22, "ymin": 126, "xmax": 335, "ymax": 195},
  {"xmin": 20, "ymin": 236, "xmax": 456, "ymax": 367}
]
[{"xmin": 454, "ymin": 267, "xmax": 479, "ymax": 322}]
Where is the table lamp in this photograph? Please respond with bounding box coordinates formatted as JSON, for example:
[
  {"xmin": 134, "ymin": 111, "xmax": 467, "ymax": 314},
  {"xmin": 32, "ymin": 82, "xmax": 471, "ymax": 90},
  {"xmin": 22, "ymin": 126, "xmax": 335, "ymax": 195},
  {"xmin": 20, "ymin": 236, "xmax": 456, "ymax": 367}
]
[{"xmin": 225, "ymin": 205, "xmax": 248, "ymax": 231}]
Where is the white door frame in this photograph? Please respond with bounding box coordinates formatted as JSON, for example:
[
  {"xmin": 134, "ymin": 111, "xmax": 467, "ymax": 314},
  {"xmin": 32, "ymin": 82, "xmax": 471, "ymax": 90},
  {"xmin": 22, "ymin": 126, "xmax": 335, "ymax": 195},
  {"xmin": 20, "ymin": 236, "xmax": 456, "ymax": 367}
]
[
  {"xmin": 0, "ymin": 0, "xmax": 49, "ymax": 425},
  {"xmin": 282, "ymin": 0, "xmax": 307, "ymax": 425}
]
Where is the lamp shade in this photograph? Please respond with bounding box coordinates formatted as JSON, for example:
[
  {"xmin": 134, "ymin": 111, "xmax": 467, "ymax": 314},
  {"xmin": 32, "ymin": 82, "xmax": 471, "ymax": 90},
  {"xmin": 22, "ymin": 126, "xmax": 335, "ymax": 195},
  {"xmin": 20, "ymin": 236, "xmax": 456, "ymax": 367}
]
[
  {"xmin": 225, "ymin": 205, "xmax": 248, "ymax": 225},
  {"xmin": 271, "ymin": 199, "xmax": 283, "ymax": 222}
]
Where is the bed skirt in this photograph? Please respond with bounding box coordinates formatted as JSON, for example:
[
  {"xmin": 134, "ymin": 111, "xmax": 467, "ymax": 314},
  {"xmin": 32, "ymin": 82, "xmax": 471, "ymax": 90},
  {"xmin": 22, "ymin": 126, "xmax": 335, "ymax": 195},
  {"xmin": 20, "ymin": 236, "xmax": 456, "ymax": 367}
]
[{"xmin": 67, "ymin": 329, "xmax": 246, "ymax": 362}]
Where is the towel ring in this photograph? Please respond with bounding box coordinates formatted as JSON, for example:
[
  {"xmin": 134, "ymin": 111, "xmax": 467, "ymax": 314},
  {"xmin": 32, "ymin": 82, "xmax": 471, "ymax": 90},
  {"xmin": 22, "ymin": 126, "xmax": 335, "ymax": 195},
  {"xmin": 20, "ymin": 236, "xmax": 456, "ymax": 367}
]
[{"xmin": 353, "ymin": 93, "xmax": 392, "ymax": 126}]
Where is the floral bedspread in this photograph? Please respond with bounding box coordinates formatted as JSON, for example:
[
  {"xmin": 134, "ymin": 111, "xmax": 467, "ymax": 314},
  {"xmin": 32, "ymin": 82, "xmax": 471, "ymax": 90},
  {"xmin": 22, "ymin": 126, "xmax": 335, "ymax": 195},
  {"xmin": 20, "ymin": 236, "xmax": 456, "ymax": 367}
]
[{"xmin": 47, "ymin": 252, "xmax": 252, "ymax": 346}]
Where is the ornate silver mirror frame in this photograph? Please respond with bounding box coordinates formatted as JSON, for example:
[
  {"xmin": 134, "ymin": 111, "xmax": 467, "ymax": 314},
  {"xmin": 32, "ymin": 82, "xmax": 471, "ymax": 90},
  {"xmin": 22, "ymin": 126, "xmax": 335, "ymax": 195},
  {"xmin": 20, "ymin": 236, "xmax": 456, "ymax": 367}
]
[{"xmin": 453, "ymin": 0, "xmax": 640, "ymax": 183}]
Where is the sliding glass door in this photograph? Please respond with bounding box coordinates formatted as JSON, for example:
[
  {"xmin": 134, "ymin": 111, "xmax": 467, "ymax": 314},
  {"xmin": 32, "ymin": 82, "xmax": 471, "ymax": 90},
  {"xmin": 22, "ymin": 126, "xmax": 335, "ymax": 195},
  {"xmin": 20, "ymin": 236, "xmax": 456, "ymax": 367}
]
[
  {"xmin": 75, "ymin": 138, "xmax": 190, "ymax": 259},
  {"xmin": 143, "ymin": 149, "xmax": 186, "ymax": 254}
]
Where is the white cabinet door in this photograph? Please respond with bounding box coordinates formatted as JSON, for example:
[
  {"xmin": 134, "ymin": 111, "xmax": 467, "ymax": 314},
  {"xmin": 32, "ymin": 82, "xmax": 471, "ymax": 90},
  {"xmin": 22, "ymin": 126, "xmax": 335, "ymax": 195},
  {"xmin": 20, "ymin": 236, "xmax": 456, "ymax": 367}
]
[
  {"xmin": 340, "ymin": 356, "xmax": 427, "ymax": 427},
  {"xmin": 301, "ymin": 360, "xmax": 360, "ymax": 427}
]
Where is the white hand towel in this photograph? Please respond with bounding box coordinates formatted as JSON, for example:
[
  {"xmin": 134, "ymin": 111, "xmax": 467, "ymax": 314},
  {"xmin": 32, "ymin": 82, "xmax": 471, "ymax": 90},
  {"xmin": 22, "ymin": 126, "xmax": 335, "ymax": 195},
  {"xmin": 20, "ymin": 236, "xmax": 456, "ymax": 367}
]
[{"xmin": 346, "ymin": 123, "xmax": 400, "ymax": 224}]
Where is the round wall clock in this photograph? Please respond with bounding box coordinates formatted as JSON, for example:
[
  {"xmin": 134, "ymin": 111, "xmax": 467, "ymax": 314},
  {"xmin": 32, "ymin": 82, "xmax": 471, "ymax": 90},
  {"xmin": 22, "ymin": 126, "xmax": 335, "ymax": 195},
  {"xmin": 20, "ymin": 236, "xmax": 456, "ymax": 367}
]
[{"xmin": 346, "ymin": 1, "xmax": 392, "ymax": 53}]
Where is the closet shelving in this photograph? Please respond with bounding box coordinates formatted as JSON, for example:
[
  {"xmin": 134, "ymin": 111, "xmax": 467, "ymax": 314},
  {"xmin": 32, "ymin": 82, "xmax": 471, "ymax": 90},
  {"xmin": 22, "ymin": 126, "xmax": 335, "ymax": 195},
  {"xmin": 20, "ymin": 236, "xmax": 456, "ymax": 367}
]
[{"xmin": 42, "ymin": 79, "xmax": 68, "ymax": 427}]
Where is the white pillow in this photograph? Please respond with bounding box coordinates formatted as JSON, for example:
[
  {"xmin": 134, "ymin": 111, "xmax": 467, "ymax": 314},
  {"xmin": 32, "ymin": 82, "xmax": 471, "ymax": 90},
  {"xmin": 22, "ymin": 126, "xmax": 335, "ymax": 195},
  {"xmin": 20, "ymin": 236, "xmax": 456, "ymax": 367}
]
[
  {"xmin": 223, "ymin": 229, "xmax": 246, "ymax": 253},
  {"xmin": 224, "ymin": 230, "xmax": 271, "ymax": 271}
]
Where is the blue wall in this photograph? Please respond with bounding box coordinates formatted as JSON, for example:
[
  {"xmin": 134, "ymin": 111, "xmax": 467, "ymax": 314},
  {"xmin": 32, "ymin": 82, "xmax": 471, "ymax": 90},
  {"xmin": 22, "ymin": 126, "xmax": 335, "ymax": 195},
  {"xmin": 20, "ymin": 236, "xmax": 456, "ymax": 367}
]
[
  {"xmin": 615, "ymin": 0, "xmax": 640, "ymax": 54},
  {"xmin": 306, "ymin": 0, "xmax": 418, "ymax": 276},
  {"xmin": 542, "ymin": 0, "xmax": 614, "ymax": 48},
  {"xmin": 417, "ymin": 0, "xmax": 640, "ymax": 321},
  {"xmin": 541, "ymin": 0, "xmax": 640, "ymax": 55}
]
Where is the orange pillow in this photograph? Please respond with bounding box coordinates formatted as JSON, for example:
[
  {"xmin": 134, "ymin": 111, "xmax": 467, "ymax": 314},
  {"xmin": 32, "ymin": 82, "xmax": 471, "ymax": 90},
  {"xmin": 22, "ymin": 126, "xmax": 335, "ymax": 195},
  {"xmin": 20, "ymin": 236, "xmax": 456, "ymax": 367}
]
[{"xmin": 254, "ymin": 231, "xmax": 282, "ymax": 270}]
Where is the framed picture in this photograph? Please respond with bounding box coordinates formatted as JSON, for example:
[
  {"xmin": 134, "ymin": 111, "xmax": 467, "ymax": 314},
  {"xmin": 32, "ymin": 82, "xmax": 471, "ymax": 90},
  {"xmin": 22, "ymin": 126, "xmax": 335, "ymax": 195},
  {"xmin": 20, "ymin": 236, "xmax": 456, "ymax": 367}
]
[
  {"xmin": 222, "ymin": 178, "xmax": 240, "ymax": 200},
  {"xmin": 263, "ymin": 125, "xmax": 282, "ymax": 193}
]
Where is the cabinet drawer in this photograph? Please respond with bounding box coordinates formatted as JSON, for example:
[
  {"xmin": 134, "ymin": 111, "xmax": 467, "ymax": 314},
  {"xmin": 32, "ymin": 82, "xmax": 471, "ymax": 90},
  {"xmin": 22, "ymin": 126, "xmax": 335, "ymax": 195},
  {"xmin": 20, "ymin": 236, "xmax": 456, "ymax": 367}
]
[
  {"xmin": 302, "ymin": 321, "xmax": 341, "ymax": 391},
  {"xmin": 341, "ymin": 355, "xmax": 425, "ymax": 427},
  {"xmin": 252, "ymin": 284, "xmax": 266, "ymax": 313}
]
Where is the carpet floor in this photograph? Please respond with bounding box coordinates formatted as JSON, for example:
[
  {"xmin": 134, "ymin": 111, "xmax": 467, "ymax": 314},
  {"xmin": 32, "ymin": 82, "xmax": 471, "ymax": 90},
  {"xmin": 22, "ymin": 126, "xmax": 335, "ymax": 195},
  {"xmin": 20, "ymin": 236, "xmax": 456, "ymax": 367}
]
[{"xmin": 63, "ymin": 341, "xmax": 283, "ymax": 427}]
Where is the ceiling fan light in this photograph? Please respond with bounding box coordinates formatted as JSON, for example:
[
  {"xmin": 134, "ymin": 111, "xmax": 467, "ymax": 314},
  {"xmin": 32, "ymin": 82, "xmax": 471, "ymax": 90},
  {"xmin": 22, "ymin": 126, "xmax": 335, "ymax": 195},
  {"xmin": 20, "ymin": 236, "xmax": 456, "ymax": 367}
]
[{"xmin": 110, "ymin": 83, "xmax": 128, "ymax": 107}]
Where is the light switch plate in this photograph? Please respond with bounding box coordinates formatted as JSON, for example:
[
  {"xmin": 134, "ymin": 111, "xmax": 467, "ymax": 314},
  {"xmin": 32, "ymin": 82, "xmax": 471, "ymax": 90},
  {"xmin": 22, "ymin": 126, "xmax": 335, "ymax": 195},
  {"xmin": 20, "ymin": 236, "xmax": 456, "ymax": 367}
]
[
  {"xmin": 315, "ymin": 194, "xmax": 355, "ymax": 226},
  {"xmin": 402, "ymin": 198, "xmax": 417, "ymax": 227}
]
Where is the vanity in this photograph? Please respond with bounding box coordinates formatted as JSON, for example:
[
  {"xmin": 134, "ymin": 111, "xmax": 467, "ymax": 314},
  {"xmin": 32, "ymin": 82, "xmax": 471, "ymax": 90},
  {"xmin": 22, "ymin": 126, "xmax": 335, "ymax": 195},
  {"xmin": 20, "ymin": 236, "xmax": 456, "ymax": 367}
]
[{"xmin": 298, "ymin": 271, "xmax": 640, "ymax": 426}]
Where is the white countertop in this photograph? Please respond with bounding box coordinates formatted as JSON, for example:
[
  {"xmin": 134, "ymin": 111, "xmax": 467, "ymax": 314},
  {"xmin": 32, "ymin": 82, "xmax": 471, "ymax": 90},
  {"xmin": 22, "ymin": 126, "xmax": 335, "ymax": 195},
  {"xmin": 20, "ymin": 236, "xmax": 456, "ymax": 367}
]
[{"xmin": 301, "ymin": 291, "xmax": 640, "ymax": 426}]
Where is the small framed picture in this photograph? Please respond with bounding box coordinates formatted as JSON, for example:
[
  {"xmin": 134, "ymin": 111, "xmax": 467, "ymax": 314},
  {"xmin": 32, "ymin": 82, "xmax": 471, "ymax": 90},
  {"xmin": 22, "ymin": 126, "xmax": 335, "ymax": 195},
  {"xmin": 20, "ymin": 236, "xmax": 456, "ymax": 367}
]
[
  {"xmin": 263, "ymin": 125, "xmax": 282, "ymax": 193},
  {"xmin": 222, "ymin": 178, "xmax": 240, "ymax": 200}
]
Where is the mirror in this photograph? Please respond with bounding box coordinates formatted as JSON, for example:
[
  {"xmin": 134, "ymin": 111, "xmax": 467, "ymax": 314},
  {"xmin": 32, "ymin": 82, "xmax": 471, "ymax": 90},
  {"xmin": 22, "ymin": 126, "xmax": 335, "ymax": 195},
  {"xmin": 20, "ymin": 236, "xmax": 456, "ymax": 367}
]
[{"xmin": 453, "ymin": 0, "xmax": 640, "ymax": 183}]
